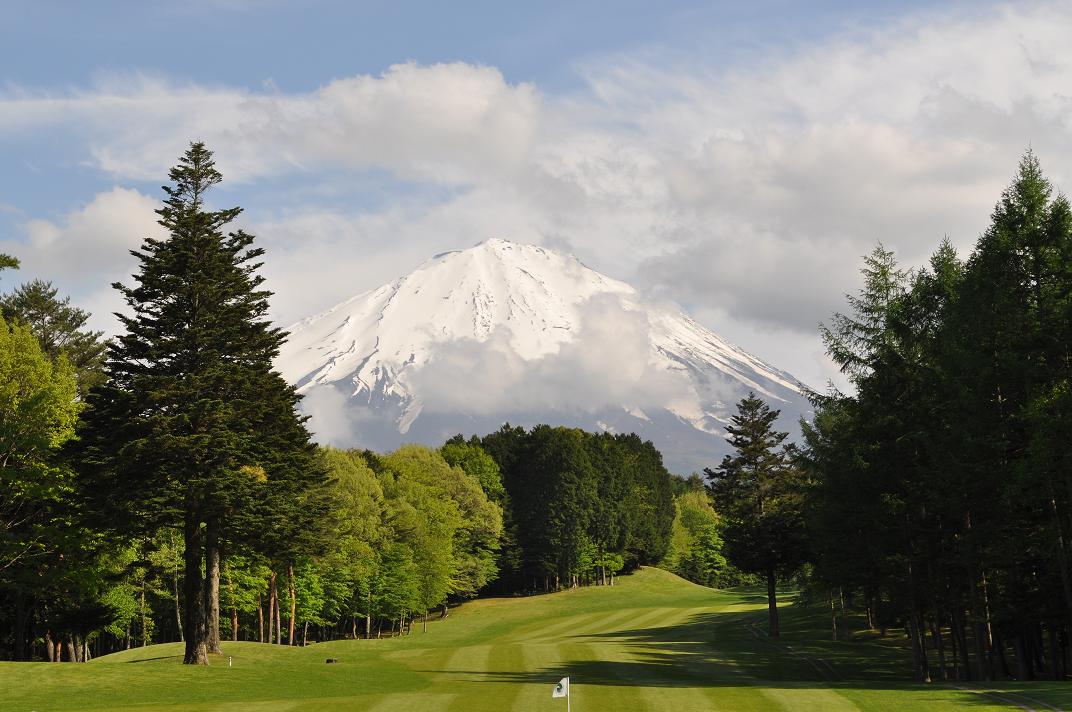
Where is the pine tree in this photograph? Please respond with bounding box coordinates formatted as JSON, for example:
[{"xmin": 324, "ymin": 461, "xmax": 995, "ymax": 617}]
[
  {"xmin": 706, "ymin": 393, "xmax": 806, "ymax": 637},
  {"xmin": 74, "ymin": 143, "xmax": 325, "ymax": 664},
  {"xmin": 0, "ymin": 254, "xmax": 17, "ymax": 276},
  {"xmin": 1, "ymin": 279, "xmax": 107, "ymax": 394}
]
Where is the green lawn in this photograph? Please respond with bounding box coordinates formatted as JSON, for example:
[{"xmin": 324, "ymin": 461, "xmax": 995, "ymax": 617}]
[{"xmin": 3, "ymin": 568, "xmax": 1069, "ymax": 711}]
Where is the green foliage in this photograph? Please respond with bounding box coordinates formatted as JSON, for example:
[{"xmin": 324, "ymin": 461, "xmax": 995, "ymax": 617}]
[
  {"xmin": 0, "ymin": 254, "xmax": 17, "ymax": 278},
  {"xmin": 72, "ymin": 143, "xmax": 326, "ymax": 663},
  {"xmin": 0, "ymin": 279, "xmax": 107, "ymax": 394},
  {"xmin": 661, "ymin": 490, "xmax": 726, "ymax": 587},
  {"xmin": 706, "ymin": 393, "xmax": 807, "ymax": 579},
  {"xmin": 441, "ymin": 439, "xmax": 506, "ymax": 502},
  {"xmin": 805, "ymin": 151, "xmax": 1072, "ymax": 682},
  {"xmin": 481, "ymin": 424, "xmax": 674, "ymax": 589},
  {"xmin": 0, "ymin": 314, "xmax": 81, "ymax": 574}
]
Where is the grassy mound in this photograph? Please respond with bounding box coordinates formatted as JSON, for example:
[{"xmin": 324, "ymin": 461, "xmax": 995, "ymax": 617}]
[{"xmin": 3, "ymin": 568, "xmax": 1070, "ymax": 711}]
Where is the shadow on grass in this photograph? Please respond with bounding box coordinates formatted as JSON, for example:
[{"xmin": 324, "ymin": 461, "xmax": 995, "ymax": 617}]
[
  {"xmin": 416, "ymin": 607, "xmax": 1053, "ymax": 707},
  {"xmin": 126, "ymin": 655, "xmax": 184, "ymax": 663}
]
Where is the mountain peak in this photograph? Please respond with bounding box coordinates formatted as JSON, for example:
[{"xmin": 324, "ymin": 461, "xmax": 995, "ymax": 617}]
[{"xmin": 277, "ymin": 240, "xmax": 809, "ymax": 473}]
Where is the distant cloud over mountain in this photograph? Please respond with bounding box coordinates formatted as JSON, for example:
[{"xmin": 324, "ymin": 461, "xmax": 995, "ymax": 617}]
[{"xmin": 277, "ymin": 239, "xmax": 811, "ymax": 473}]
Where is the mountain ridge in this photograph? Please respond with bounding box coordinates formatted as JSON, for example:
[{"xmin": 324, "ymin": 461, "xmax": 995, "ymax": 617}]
[{"xmin": 277, "ymin": 238, "xmax": 811, "ymax": 473}]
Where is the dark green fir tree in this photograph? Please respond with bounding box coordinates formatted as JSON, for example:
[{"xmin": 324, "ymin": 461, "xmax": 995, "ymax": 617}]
[
  {"xmin": 705, "ymin": 393, "xmax": 807, "ymax": 637},
  {"xmin": 74, "ymin": 143, "xmax": 327, "ymax": 664}
]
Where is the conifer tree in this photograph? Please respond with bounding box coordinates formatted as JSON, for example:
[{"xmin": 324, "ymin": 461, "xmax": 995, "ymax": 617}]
[
  {"xmin": 74, "ymin": 143, "xmax": 325, "ymax": 664},
  {"xmin": 1, "ymin": 279, "xmax": 107, "ymax": 394},
  {"xmin": 706, "ymin": 393, "xmax": 806, "ymax": 637}
]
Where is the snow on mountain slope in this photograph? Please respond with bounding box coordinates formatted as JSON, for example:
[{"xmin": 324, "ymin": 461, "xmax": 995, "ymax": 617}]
[{"xmin": 277, "ymin": 238, "xmax": 811, "ymax": 473}]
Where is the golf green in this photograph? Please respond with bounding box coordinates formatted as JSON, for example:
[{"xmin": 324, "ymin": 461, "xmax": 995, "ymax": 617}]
[{"xmin": 3, "ymin": 568, "xmax": 1069, "ymax": 711}]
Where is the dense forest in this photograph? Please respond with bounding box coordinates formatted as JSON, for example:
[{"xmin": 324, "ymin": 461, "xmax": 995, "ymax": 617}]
[
  {"xmin": 0, "ymin": 144, "xmax": 681, "ymax": 663},
  {"xmin": 805, "ymin": 152, "xmax": 1072, "ymax": 683},
  {"xmin": 3, "ymin": 142, "xmax": 1071, "ymax": 685}
]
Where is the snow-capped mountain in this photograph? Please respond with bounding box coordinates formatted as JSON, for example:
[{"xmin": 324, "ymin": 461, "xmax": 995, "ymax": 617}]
[{"xmin": 277, "ymin": 239, "xmax": 811, "ymax": 474}]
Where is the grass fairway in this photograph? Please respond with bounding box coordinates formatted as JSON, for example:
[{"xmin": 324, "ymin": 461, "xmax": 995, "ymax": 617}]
[{"xmin": 3, "ymin": 568, "xmax": 1070, "ymax": 711}]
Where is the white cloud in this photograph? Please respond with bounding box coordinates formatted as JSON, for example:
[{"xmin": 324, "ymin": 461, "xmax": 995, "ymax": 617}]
[
  {"xmin": 5, "ymin": 1, "xmax": 1072, "ymax": 392},
  {"xmin": 0, "ymin": 63, "xmax": 541, "ymax": 185},
  {"xmin": 406, "ymin": 294, "xmax": 695, "ymax": 415},
  {"xmin": 0, "ymin": 188, "xmax": 165, "ymax": 333}
]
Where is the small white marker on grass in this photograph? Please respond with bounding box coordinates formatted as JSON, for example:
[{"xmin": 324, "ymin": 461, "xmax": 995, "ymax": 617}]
[
  {"xmin": 552, "ymin": 676, "xmax": 571, "ymax": 712},
  {"xmin": 228, "ymin": 656, "xmax": 232, "ymax": 667}
]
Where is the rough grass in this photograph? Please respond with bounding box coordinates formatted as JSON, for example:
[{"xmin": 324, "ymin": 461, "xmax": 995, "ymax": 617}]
[{"xmin": 3, "ymin": 567, "xmax": 1070, "ymax": 711}]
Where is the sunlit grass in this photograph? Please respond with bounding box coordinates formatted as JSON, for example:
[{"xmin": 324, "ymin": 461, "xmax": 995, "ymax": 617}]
[{"xmin": 2, "ymin": 567, "xmax": 1067, "ymax": 711}]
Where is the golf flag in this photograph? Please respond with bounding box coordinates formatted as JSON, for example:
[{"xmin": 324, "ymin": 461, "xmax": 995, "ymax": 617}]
[{"xmin": 552, "ymin": 676, "xmax": 569, "ymax": 698}]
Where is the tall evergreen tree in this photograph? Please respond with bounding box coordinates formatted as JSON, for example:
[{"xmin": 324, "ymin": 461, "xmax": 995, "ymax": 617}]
[
  {"xmin": 706, "ymin": 393, "xmax": 806, "ymax": 637},
  {"xmin": 74, "ymin": 143, "xmax": 325, "ymax": 664}
]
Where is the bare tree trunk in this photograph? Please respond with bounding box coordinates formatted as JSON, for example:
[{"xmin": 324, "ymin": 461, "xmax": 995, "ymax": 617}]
[
  {"xmin": 257, "ymin": 593, "xmax": 264, "ymax": 643},
  {"xmin": 205, "ymin": 519, "xmax": 222, "ymax": 654},
  {"xmin": 140, "ymin": 583, "xmax": 148, "ymax": 647},
  {"xmin": 54, "ymin": 639, "xmax": 62, "ymax": 663},
  {"xmin": 231, "ymin": 608, "xmax": 239, "ymax": 642},
  {"xmin": 267, "ymin": 573, "xmax": 277, "ymax": 644},
  {"xmin": 173, "ymin": 555, "xmax": 184, "ymax": 643},
  {"xmin": 182, "ymin": 511, "xmax": 209, "ymax": 665},
  {"xmin": 287, "ymin": 562, "xmax": 297, "ymax": 646},
  {"xmin": 908, "ymin": 611, "xmax": 932, "ymax": 682},
  {"xmin": 830, "ymin": 590, "xmax": 838, "ymax": 641},
  {"xmin": 366, "ymin": 588, "xmax": 372, "ymax": 639},
  {"xmin": 45, "ymin": 632, "xmax": 55, "ymax": 662},
  {"xmin": 275, "ymin": 585, "xmax": 282, "ymax": 645},
  {"xmin": 766, "ymin": 568, "xmax": 780, "ymax": 637},
  {"xmin": 932, "ymin": 615, "xmax": 947, "ymax": 681}
]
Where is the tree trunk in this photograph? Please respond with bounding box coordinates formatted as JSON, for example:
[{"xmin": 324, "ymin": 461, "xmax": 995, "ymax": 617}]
[
  {"xmin": 45, "ymin": 632, "xmax": 55, "ymax": 662},
  {"xmin": 13, "ymin": 592, "xmax": 27, "ymax": 661},
  {"xmin": 275, "ymin": 585, "xmax": 282, "ymax": 645},
  {"xmin": 367, "ymin": 588, "xmax": 372, "ymax": 639},
  {"xmin": 140, "ymin": 583, "xmax": 148, "ymax": 647},
  {"xmin": 231, "ymin": 608, "xmax": 239, "ymax": 642},
  {"xmin": 951, "ymin": 608, "xmax": 971, "ymax": 681},
  {"xmin": 54, "ymin": 640, "xmax": 62, "ymax": 663},
  {"xmin": 931, "ymin": 616, "xmax": 947, "ymax": 680},
  {"xmin": 205, "ymin": 519, "xmax": 222, "ymax": 654},
  {"xmin": 173, "ymin": 552, "xmax": 184, "ymax": 643},
  {"xmin": 830, "ymin": 590, "xmax": 838, "ymax": 641},
  {"xmin": 182, "ymin": 511, "xmax": 209, "ymax": 665},
  {"xmin": 908, "ymin": 612, "xmax": 931, "ymax": 682},
  {"xmin": 1048, "ymin": 625, "xmax": 1063, "ymax": 680},
  {"xmin": 766, "ymin": 568, "xmax": 780, "ymax": 638},
  {"xmin": 267, "ymin": 573, "xmax": 277, "ymax": 644},
  {"xmin": 1014, "ymin": 631, "xmax": 1032, "ymax": 681},
  {"xmin": 258, "ymin": 593, "xmax": 264, "ymax": 643},
  {"xmin": 287, "ymin": 562, "xmax": 297, "ymax": 646}
]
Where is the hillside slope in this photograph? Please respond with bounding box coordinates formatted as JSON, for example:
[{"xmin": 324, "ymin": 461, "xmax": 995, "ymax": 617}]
[{"xmin": 4, "ymin": 568, "xmax": 1069, "ymax": 711}]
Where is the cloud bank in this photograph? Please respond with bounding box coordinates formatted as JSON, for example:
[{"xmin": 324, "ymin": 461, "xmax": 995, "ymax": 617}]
[{"xmin": 4, "ymin": 2, "xmax": 1072, "ymax": 390}]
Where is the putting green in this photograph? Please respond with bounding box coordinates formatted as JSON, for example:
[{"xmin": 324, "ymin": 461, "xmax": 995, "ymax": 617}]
[{"xmin": 3, "ymin": 568, "xmax": 1069, "ymax": 711}]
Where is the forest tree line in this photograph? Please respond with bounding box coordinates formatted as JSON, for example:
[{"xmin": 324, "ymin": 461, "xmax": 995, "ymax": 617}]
[
  {"xmin": 804, "ymin": 152, "xmax": 1072, "ymax": 682},
  {"xmin": 0, "ymin": 143, "xmax": 678, "ymax": 663}
]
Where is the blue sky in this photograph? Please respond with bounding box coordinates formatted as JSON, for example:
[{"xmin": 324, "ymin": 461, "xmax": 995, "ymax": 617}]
[{"xmin": 1, "ymin": 1, "xmax": 1067, "ymax": 389}]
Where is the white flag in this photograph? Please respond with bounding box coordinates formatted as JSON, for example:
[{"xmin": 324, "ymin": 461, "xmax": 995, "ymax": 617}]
[{"xmin": 552, "ymin": 676, "xmax": 569, "ymax": 698}]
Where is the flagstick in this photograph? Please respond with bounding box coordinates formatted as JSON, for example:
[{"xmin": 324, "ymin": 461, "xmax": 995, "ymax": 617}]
[{"xmin": 567, "ymin": 686, "xmax": 571, "ymax": 712}]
